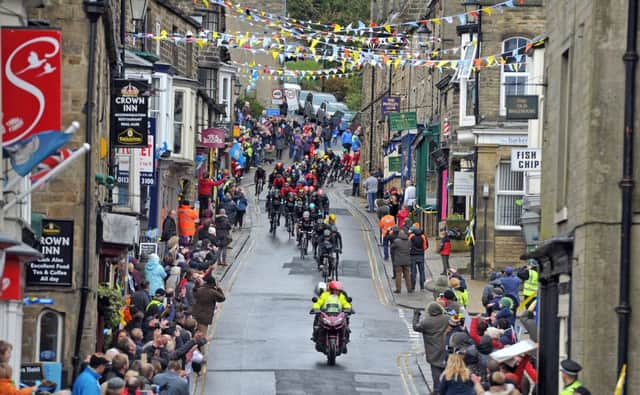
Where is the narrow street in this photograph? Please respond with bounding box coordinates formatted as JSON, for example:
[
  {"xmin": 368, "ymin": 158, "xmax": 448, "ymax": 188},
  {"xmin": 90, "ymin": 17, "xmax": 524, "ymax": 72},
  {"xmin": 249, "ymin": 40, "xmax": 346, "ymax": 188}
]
[{"xmin": 200, "ymin": 183, "xmax": 429, "ymax": 395}]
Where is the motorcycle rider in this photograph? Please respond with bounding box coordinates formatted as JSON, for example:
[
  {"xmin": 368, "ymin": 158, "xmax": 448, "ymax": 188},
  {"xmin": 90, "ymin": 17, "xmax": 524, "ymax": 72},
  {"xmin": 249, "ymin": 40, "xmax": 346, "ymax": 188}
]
[{"xmin": 311, "ymin": 280, "xmax": 352, "ymax": 352}]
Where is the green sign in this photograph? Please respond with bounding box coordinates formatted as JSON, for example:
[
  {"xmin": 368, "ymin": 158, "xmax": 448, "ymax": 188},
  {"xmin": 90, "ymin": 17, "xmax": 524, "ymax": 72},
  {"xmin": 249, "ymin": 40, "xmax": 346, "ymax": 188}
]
[
  {"xmin": 506, "ymin": 95, "xmax": 539, "ymax": 120},
  {"xmin": 388, "ymin": 156, "xmax": 401, "ymax": 173},
  {"xmin": 388, "ymin": 111, "xmax": 417, "ymax": 131}
]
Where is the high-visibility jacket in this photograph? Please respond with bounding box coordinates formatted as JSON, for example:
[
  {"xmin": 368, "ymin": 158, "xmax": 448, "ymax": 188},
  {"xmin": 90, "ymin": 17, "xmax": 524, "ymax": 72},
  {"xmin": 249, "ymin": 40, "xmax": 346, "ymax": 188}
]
[
  {"xmin": 312, "ymin": 291, "xmax": 352, "ymax": 311},
  {"xmin": 379, "ymin": 215, "xmax": 396, "ymax": 237},
  {"xmin": 522, "ymin": 269, "xmax": 539, "ymax": 297},
  {"xmin": 560, "ymin": 380, "xmax": 588, "ymax": 395},
  {"xmin": 178, "ymin": 205, "xmax": 198, "ymax": 236}
]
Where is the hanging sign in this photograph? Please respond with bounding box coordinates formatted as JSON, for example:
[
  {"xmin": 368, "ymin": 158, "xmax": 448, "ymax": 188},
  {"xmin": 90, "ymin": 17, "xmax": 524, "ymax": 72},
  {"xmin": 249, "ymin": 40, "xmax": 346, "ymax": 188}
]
[
  {"xmin": 26, "ymin": 219, "xmax": 74, "ymax": 286},
  {"xmin": 511, "ymin": 148, "xmax": 541, "ymax": 171},
  {"xmin": 111, "ymin": 79, "xmax": 149, "ymax": 147},
  {"xmin": 381, "ymin": 96, "xmax": 401, "ymax": 115},
  {"xmin": 453, "ymin": 171, "xmax": 474, "ymax": 196},
  {"xmin": 388, "ymin": 111, "xmax": 417, "ymax": 131},
  {"xmin": 1, "ymin": 28, "xmax": 62, "ymax": 147},
  {"xmin": 506, "ymin": 95, "xmax": 539, "ymax": 120},
  {"xmin": 116, "ymin": 119, "xmax": 155, "ymax": 185},
  {"xmin": 139, "ymin": 242, "xmax": 158, "ymax": 256},
  {"xmin": 200, "ymin": 128, "xmax": 226, "ymax": 149}
]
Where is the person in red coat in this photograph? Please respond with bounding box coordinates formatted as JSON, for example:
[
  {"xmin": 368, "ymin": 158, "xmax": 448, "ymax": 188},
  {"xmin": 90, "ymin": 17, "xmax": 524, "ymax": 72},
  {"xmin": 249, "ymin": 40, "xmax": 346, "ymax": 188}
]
[
  {"xmin": 198, "ymin": 173, "xmax": 225, "ymax": 217},
  {"xmin": 439, "ymin": 231, "xmax": 452, "ymax": 275}
]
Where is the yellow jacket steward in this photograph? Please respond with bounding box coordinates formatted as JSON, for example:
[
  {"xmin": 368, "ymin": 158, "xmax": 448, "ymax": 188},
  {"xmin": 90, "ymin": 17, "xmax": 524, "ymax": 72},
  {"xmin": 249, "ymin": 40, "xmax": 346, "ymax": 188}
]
[
  {"xmin": 522, "ymin": 269, "xmax": 538, "ymax": 297},
  {"xmin": 312, "ymin": 291, "xmax": 352, "ymax": 312}
]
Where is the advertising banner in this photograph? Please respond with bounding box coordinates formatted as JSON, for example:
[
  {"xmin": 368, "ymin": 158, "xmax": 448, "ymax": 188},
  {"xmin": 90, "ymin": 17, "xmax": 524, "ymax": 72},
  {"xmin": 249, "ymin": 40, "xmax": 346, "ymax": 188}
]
[
  {"xmin": 200, "ymin": 128, "xmax": 226, "ymax": 149},
  {"xmin": 111, "ymin": 79, "xmax": 149, "ymax": 147},
  {"xmin": 26, "ymin": 219, "xmax": 73, "ymax": 286},
  {"xmin": 1, "ymin": 28, "xmax": 62, "ymax": 147}
]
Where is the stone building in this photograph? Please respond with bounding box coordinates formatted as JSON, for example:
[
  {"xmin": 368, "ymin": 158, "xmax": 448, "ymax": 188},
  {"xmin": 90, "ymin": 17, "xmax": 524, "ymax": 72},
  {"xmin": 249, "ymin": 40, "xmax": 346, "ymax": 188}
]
[{"xmin": 535, "ymin": 0, "xmax": 640, "ymax": 392}]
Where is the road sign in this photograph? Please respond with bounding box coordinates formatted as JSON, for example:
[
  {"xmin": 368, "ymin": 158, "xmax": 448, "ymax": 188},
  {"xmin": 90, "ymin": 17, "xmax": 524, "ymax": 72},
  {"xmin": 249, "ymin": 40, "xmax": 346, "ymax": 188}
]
[
  {"xmin": 271, "ymin": 88, "xmax": 283, "ymax": 104},
  {"xmin": 388, "ymin": 111, "xmax": 417, "ymax": 131},
  {"xmin": 381, "ymin": 96, "xmax": 401, "ymax": 115},
  {"xmin": 511, "ymin": 148, "xmax": 541, "ymax": 171},
  {"xmin": 266, "ymin": 107, "xmax": 281, "ymax": 117}
]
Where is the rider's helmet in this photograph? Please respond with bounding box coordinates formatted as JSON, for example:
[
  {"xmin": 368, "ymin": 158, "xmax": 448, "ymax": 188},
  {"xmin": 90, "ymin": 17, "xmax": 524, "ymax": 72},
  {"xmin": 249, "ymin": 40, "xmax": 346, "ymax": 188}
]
[
  {"xmin": 315, "ymin": 281, "xmax": 327, "ymax": 296},
  {"xmin": 342, "ymin": 148, "xmax": 347, "ymax": 154},
  {"xmin": 287, "ymin": 192, "xmax": 294, "ymax": 199},
  {"xmin": 330, "ymin": 225, "xmax": 338, "ymax": 234},
  {"xmin": 309, "ymin": 186, "xmax": 315, "ymax": 193},
  {"xmin": 309, "ymin": 203, "xmax": 316, "ymax": 210},
  {"xmin": 323, "ymin": 229, "xmax": 331, "ymax": 238},
  {"xmin": 328, "ymin": 280, "xmax": 342, "ymax": 292},
  {"xmin": 328, "ymin": 213, "xmax": 337, "ymax": 224},
  {"xmin": 276, "ymin": 161, "xmax": 284, "ymax": 170},
  {"xmin": 302, "ymin": 211, "xmax": 310, "ymax": 220},
  {"xmin": 317, "ymin": 189, "xmax": 324, "ymax": 196}
]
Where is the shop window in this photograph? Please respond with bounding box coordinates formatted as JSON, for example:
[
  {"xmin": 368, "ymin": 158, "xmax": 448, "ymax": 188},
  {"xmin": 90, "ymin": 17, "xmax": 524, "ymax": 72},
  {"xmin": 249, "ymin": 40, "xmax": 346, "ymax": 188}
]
[
  {"xmin": 37, "ymin": 310, "xmax": 63, "ymax": 362},
  {"xmin": 500, "ymin": 37, "xmax": 529, "ymax": 115},
  {"xmin": 495, "ymin": 161, "xmax": 524, "ymax": 230}
]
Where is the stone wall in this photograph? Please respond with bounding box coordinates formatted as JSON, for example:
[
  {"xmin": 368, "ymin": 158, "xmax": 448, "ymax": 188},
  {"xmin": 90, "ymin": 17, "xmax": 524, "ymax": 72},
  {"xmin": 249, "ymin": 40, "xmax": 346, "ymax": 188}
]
[
  {"xmin": 23, "ymin": 0, "xmax": 117, "ymax": 382},
  {"xmin": 541, "ymin": 0, "xmax": 639, "ymax": 392}
]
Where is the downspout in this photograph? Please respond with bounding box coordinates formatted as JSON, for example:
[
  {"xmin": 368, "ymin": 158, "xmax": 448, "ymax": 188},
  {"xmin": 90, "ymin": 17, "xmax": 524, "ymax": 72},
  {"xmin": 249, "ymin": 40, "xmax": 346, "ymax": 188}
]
[
  {"xmin": 617, "ymin": 0, "xmax": 638, "ymax": 391},
  {"xmin": 369, "ymin": 65, "xmax": 376, "ymax": 173},
  {"xmin": 73, "ymin": 0, "xmax": 102, "ymax": 378}
]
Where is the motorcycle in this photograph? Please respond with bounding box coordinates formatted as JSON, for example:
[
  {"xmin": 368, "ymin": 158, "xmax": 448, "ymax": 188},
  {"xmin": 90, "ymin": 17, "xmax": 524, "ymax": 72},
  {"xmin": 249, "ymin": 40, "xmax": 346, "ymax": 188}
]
[{"xmin": 310, "ymin": 296, "xmax": 353, "ymax": 366}]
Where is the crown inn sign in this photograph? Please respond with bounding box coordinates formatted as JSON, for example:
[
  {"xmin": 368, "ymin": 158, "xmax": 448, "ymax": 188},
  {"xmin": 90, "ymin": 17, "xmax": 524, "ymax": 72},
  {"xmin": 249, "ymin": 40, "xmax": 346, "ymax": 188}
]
[{"xmin": 111, "ymin": 79, "xmax": 149, "ymax": 148}]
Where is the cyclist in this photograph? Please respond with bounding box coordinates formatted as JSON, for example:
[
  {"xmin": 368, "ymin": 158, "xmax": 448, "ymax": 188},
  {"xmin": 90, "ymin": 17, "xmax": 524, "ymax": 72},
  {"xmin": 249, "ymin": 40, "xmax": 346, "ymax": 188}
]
[
  {"xmin": 268, "ymin": 190, "xmax": 283, "ymax": 230},
  {"xmin": 254, "ymin": 166, "xmax": 266, "ymax": 195},
  {"xmin": 297, "ymin": 210, "xmax": 315, "ymax": 246},
  {"xmin": 316, "ymin": 229, "xmax": 339, "ymax": 271},
  {"xmin": 318, "ymin": 189, "xmax": 330, "ymax": 216},
  {"xmin": 283, "ymin": 192, "xmax": 297, "ymax": 231}
]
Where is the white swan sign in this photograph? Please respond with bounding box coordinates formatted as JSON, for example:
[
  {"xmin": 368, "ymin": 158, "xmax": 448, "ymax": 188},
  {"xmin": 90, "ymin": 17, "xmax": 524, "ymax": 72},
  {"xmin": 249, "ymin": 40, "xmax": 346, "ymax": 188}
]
[{"xmin": 1, "ymin": 28, "xmax": 61, "ymax": 147}]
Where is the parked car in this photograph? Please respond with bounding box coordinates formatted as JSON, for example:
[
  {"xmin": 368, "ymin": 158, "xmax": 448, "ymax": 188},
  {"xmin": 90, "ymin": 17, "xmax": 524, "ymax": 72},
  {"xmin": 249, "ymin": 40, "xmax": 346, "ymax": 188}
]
[
  {"xmin": 326, "ymin": 102, "xmax": 350, "ymax": 117},
  {"xmin": 311, "ymin": 92, "xmax": 338, "ymax": 117}
]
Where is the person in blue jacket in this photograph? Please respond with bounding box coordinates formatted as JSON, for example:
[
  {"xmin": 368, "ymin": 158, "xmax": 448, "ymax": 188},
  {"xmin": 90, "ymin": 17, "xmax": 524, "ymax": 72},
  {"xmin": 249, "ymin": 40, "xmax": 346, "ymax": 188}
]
[
  {"xmin": 72, "ymin": 354, "xmax": 109, "ymax": 395},
  {"xmin": 341, "ymin": 128, "xmax": 353, "ymax": 152},
  {"xmin": 145, "ymin": 253, "xmax": 167, "ymax": 295},
  {"xmin": 491, "ymin": 266, "xmax": 522, "ymax": 306}
]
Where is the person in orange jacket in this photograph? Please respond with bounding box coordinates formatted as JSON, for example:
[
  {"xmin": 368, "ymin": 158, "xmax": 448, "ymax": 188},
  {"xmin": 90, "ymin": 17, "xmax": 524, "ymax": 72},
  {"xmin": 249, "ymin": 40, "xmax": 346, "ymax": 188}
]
[
  {"xmin": 0, "ymin": 363, "xmax": 38, "ymax": 395},
  {"xmin": 178, "ymin": 200, "xmax": 199, "ymax": 246},
  {"xmin": 379, "ymin": 212, "xmax": 396, "ymax": 260}
]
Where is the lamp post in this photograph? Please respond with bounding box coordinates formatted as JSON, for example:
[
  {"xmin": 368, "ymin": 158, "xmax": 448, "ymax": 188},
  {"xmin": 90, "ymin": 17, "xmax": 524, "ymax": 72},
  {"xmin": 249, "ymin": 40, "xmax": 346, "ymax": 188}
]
[
  {"xmin": 130, "ymin": 0, "xmax": 148, "ymax": 51},
  {"xmin": 520, "ymin": 209, "xmax": 541, "ymax": 250},
  {"xmin": 482, "ymin": 183, "xmax": 489, "ymax": 277}
]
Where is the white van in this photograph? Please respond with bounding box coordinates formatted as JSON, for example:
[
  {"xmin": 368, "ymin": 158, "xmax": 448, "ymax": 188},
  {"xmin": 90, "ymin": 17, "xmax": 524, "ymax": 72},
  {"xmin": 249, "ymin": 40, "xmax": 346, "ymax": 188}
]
[{"xmin": 284, "ymin": 82, "xmax": 301, "ymax": 115}]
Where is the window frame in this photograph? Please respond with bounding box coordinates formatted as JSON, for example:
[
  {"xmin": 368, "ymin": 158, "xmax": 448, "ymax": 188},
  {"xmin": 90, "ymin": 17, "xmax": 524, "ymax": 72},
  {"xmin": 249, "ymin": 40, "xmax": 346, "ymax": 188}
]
[
  {"xmin": 457, "ymin": 33, "xmax": 477, "ymax": 127},
  {"xmin": 173, "ymin": 89, "xmax": 185, "ymax": 155},
  {"xmin": 494, "ymin": 161, "xmax": 524, "ymax": 231},
  {"xmin": 500, "ymin": 36, "xmax": 530, "ymax": 116},
  {"xmin": 36, "ymin": 310, "xmax": 63, "ymax": 363}
]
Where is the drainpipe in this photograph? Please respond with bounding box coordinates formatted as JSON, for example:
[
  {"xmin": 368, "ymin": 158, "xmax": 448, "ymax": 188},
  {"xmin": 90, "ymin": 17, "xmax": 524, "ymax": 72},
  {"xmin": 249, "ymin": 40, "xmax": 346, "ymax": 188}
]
[
  {"xmin": 74, "ymin": 0, "xmax": 103, "ymax": 378},
  {"xmin": 617, "ymin": 0, "xmax": 638, "ymax": 392},
  {"xmin": 369, "ymin": 65, "xmax": 376, "ymax": 173}
]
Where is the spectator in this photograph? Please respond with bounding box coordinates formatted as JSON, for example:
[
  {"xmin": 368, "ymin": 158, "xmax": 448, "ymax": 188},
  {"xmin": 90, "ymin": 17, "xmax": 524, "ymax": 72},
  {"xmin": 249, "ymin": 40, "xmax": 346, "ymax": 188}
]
[
  {"xmin": 438, "ymin": 351, "xmax": 476, "ymax": 395},
  {"xmin": 234, "ymin": 190, "xmax": 248, "ymax": 229},
  {"xmin": 0, "ymin": 363, "xmax": 37, "ymax": 395},
  {"xmin": 72, "ymin": 353, "xmax": 109, "ymax": 395},
  {"xmin": 403, "ymin": 180, "xmax": 416, "ymax": 208},
  {"xmin": 390, "ymin": 229, "xmax": 412, "ymax": 293},
  {"xmin": 0, "ymin": 341, "xmax": 12, "ymax": 363},
  {"xmin": 364, "ymin": 173, "xmax": 378, "ymax": 213},
  {"xmin": 397, "ymin": 205, "xmax": 409, "ymax": 229},
  {"xmin": 214, "ymin": 209, "xmax": 232, "ymax": 266},
  {"xmin": 145, "ymin": 253, "xmax": 167, "ymax": 296},
  {"xmin": 439, "ymin": 231, "xmax": 452, "ymax": 275},
  {"xmin": 153, "ymin": 360, "xmax": 189, "ymax": 395},
  {"xmin": 379, "ymin": 211, "xmax": 396, "ymax": 260},
  {"xmin": 408, "ymin": 223, "xmax": 428, "ymax": 292},
  {"xmin": 192, "ymin": 273, "xmax": 226, "ymax": 334},
  {"xmin": 352, "ymin": 164, "xmax": 361, "ymax": 196},
  {"xmin": 177, "ymin": 200, "xmax": 199, "ymax": 246},
  {"xmin": 160, "ymin": 210, "xmax": 178, "ymax": 253}
]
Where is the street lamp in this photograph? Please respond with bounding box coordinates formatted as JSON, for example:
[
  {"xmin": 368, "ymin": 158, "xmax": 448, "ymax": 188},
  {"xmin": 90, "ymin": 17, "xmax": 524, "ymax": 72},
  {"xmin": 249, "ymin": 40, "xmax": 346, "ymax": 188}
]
[
  {"xmin": 233, "ymin": 77, "xmax": 242, "ymax": 97},
  {"xmin": 130, "ymin": 0, "xmax": 148, "ymax": 26},
  {"xmin": 520, "ymin": 209, "xmax": 541, "ymax": 247}
]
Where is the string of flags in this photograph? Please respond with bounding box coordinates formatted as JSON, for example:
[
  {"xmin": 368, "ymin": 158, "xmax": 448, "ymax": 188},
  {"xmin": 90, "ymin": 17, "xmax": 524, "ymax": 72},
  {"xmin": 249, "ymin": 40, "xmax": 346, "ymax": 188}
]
[{"xmin": 196, "ymin": 0, "xmax": 522, "ymax": 36}]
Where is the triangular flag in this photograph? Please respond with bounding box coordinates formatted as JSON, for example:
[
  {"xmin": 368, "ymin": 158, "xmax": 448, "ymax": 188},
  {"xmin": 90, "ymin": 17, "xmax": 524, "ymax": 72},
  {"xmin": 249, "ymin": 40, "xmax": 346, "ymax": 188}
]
[
  {"xmin": 487, "ymin": 55, "xmax": 495, "ymax": 65},
  {"xmin": 333, "ymin": 24, "xmax": 342, "ymax": 33},
  {"xmin": 482, "ymin": 7, "xmax": 493, "ymax": 15},
  {"xmin": 384, "ymin": 24, "xmax": 391, "ymax": 33}
]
